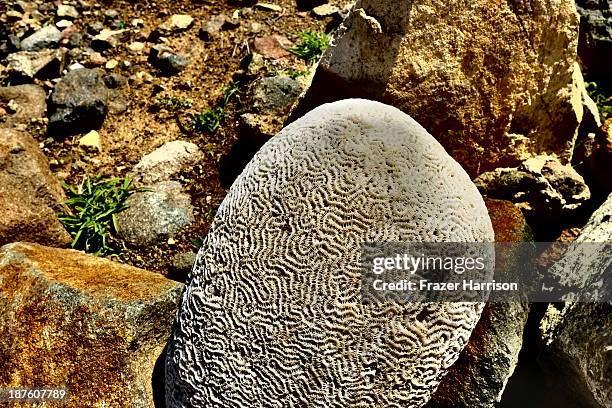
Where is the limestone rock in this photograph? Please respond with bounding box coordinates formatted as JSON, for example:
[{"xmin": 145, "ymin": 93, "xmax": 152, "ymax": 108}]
[
  {"xmin": 130, "ymin": 140, "xmax": 204, "ymax": 185},
  {"xmin": 0, "ymin": 84, "xmax": 46, "ymax": 128},
  {"xmin": 57, "ymin": 4, "xmax": 79, "ymax": 19},
  {"xmin": 0, "ymin": 242, "xmax": 183, "ymax": 408},
  {"xmin": 20, "ymin": 25, "xmax": 61, "ymax": 51},
  {"xmin": 0, "ymin": 128, "xmax": 69, "ymax": 247},
  {"xmin": 48, "ymin": 68, "xmax": 109, "ymax": 136},
  {"xmin": 427, "ymin": 199, "xmax": 531, "ymax": 408},
  {"xmin": 292, "ymin": 0, "xmax": 585, "ymax": 177},
  {"xmin": 540, "ymin": 302, "xmax": 612, "ymax": 408},
  {"xmin": 156, "ymin": 14, "xmax": 194, "ymax": 35},
  {"xmin": 116, "ymin": 181, "xmax": 195, "ymax": 247},
  {"xmin": 474, "ymin": 154, "xmax": 590, "ymax": 220},
  {"xmin": 165, "ymin": 99, "xmax": 494, "ymax": 407},
  {"xmin": 91, "ymin": 29, "xmax": 126, "ymax": 50}
]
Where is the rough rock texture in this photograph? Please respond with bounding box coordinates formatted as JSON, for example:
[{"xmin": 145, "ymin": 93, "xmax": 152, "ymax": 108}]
[
  {"xmin": 0, "ymin": 85, "xmax": 46, "ymax": 128},
  {"xmin": 427, "ymin": 199, "xmax": 531, "ymax": 408},
  {"xmin": 0, "ymin": 128, "xmax": 70, "ymax": 247},
  {"xmin": 116, "ymin": 181, "xmax": 195, "ymax": 247},
  {"xmin": 240, "ymin": 75, "xmax": 307, "ymax": 139},
  {"xmin": 574, "ymin": 119, "xmax": 612, "ymax": 199},
  {"xmin": 20, "ymin": 25, "xmax": 61, "ymax": 51},
  {"xmin": 292, "ymin": 0, "xmax": 584, "ymax": 177},
  {"xmin": 474, "ymin": 154, "xmax": 590, "ymax": 220},
  {"xmin": 576, "ymin": 0, "xmax": 612, "ymax": 79},
  {"xmin": 540, "ymin": 302, "xmax": 612, "ymax": 408},
  {"xmin": 0, "ymin": 242, "xmax": 183, "ymax": 408},
  {"xmin": 130, "ymin": 140, "xmax": 204, "ymax": 185},
  {"xmin": 166, "ymin": 99, "xmax": 494, "ymax": 407},
  {"xmin": 5, "ymin": 49, "xmax": 64, "ymax": 79},
  {"xmin": 546, "ymin": 192, "xmax": 612, "ymax": 300},
  {"xmin": 48, "ymin": 68, "xmax": 109, "ymax": 135},
  {"xmin": 148, "ymin": 46, "xmax": 189, "ymax": 76}
]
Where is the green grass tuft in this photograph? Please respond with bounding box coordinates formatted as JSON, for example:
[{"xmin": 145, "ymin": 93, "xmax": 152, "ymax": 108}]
[
  {"xmin": 288, "ymin": 30, "xmax": 329, "ymax": 64},
  {"xmin": 586, "ymin": 81, "xmax": 612, "ymax": 121},
  {"xmin": 58, "ymin": 177, "xmax": 137, "ymax": 256},
  {"xmin": 190, "ymin": 81, "xmax": 240, "ymax": 133},
  {"xmin": 158, "ymin": 96, "xmax": 193, "ymax": 111}
]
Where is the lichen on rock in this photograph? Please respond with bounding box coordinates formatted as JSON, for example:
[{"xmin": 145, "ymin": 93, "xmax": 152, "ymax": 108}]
[{"xmin": 165, "ymin": 99, "xmax": 494, "ymax": 407}]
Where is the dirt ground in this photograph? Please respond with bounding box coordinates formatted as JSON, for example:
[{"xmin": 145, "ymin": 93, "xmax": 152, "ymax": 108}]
[{"xmin": 4, "ymin": 0, "xmax": 346, "ymax": 277}]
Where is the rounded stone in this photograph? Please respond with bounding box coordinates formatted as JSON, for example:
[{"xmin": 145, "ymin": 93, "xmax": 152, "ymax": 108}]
[{"xmin": 165, "ymin": 99, "xmax": 494, "ymax": 407}]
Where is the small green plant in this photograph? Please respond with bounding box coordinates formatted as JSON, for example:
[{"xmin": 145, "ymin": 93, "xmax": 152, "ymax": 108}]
[
  {"xmin": 116, "ymin": 20, "xmax": 126, "ymax": 29},
  {"xmin": 191, "ymin": 107, "xmax": 226, "ymax": 133},
  {"xmin": 58, "ymin": 177, "xmax": 137, "ymax": 256},
  {"xmin": 158, "ymin": 96, "xmax": 193, "ymax": 111},
  {"xmin": 586, "ymin": 81, "xmax": 612, "ymax": 121},
  {"xmin": 288, "ymin": 30, "xmax": 329, "ymax": 64},
  {"xmin": 190, "ymin": 81, "xmax": 240, "ymax": 133}
]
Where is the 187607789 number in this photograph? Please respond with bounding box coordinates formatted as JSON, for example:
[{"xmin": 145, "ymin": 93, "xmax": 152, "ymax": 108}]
[{"xmin": 0, "ymin": 388, "xmax": 69, "ymax": 402}]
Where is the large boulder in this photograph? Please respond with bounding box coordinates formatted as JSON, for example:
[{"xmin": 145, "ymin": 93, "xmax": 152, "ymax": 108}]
[
  {"xmin": 48, "ymin": 68, "xmax": 109, "ymax": 136},
  {"xmin": 165, "ymin": 99, "xmax": 494, "ymax": 407},
  {"xmin": 0, "ymin": 128, "xmax": 70, "ymax": 247},
  {"xmin": 0, "ymin": 242, "xmax": 183, "ymax": 408},
  {"xmin": 291, "ymin": 0, "xmax": 584, "ymax": 177},
  {"xmin": 427, "ymin": 199, "xmax": 531, "ymax": 408},
  {"xmin": 539, "ymin": 193, "xmax": 612, "ymax": 407}
]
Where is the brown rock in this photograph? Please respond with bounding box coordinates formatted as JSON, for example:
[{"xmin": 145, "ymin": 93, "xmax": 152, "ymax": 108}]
[
  {"xmin": 292, "ymin": 0, "xmax": 585, "ymax": 177},
  {"xmin": 0, "ymin": 242, "xmax": 183, "ymax": 408},
  {"xmin": 253, "ymin": 35, "xmax": 291, "ymax": 59},
  {"xmin": 0, "ymin": 128, "xmax": 69, "ymax": 247},
  {"xmin": 0, "ymin": 85, "xmax": 47, "ymax": 128},
  {"xmin": 427, "ymin": 199, "xmax": 531, "ymax": 408}
]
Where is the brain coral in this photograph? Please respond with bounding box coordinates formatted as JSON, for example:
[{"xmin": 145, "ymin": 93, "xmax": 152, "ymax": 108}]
[{"xmin": 165, "ymin": 99, "xmax": 494, "ymax": 408}]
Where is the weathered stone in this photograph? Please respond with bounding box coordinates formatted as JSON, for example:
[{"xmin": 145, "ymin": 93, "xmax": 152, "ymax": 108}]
[
  {"xmin": 239, "ymin": 75, "xmax": 306, "ymax": 139},
  {"xmin": 292, "ymin": 0, "xmax": 585, "ymax": 177},
  {"xmin": 78, "ymin": 129, "xmax": 101, "ymax": 150},
  {"xmin": 156, "ymin": 14, "xmax": 194, "ymax": 35},
  {"xmin": 312, "ymin": 4, "xmax": 340, "ymax": 17},
  {"xmin": 91, "ymin": 29, "xmax": 126, "ymax": 50},
  {"xmin": 474, "ymin": 154, "xmax": 590, "ymax": 220},
  {"xmin": 0, "ymin": 84, "xmax": 46, "ymax": 128},
  {"xmin": 576, "ymin": 0, "xmax": 612, "ymax": 80},
  {"xmin": 0, "ymin": 128, "xmax": 69, "ymax": 247},
  {"xmin": 253, "ymin": 34, "xmax": 291, "ymax": 59},
  {"xmin": 116, "ymin": 181, "xmax": 195, "ymax": 247},
  {"xmin": 57, "ymin": 4, "xmax": 79, "ymax": 19},
  {"xmin": 575, "ymin": 119, "xmax": 612, "ymax": 199},
  {"xmin": 20, "ymin": 25, "xmax": 61, "ymax": 51},
  {"xmin": 540, "ymin": 302, "xmax": 612, "ymax": 408},
  {"xmin": 48, "ymin": 68, "xmax": 109, "ymax": 136},
  {"xmin": 427, "ymin": 199, "xmax": 531, "ymax": 408},
  {"xmin": 0, "ymin": 242, "xmax": 183, "ymax": 407},
  {"xmin": 130, "ymin": 140, "xmax": 204, "ymax": 185},
  {"xmin": 199, "ymin": 14, "xmax": 226, "ymax": 41},
  {"xmin": 166, "ymin": 99, "xmax": 494, "ymax": 407},
  {"xmin": 148, "ymin": 45, "xmax": 188, "ymax": 76},
  {"xmin": 545, "ymin": 192, "xmax": 612, "ymax": 301},
  {"xmin": 6, "ymin": 49, "xmax": 64, "ymax": 79},
  {"xmin": 169, "ymin": 251, "xmax": 197, "ymax": 280}
]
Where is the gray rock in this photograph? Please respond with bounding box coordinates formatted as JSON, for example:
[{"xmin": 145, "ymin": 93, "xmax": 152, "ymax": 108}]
[
  {"xmin": 130, "ymin": 140, "xmax": 204, "ymax": 185},
  {"xmin": 20, "ymin": 25, "xmax": 61, "ymax": 51},
  {"xmin": 48, "ymin": 68, "xmax": 109, "ymax": 136},
  {"xmin": 546, "ymin": 192, "xmax": 612, "ymax": 301},
  {"xmin": 576, "ymin": 0, "xmax": 612, "ymax": 79},
  {"xmin": 148, "ymin": 45, "xmax": 188, "ymax": 75},
  {"xmin": 540, "ymin": 303, "xmax": 612, "ymax": 408},
  {"xmin": 170, "ymin": 251, "xmax": 197, "ymax": 279},
  {"xmin": 117, "ymin": 181, "xmax": 195, "ymax": 247},
  {"xmin": 0, "ymin": 84, "xmax": 46, "ymax": 128},
  {"xmin": 239, "ymin": 75, "xmax": 306, "ymax": 139},
  {"xmin": 6, "ymin": 49, "xmax": 64, "ymax": 79},
  {"xmin": 199, "ymin": 14, "xmax": 226, "ymax": 41},
  {"xmin": 474, "ymin": 154, "xmax": 591, "ymax": 220}
]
